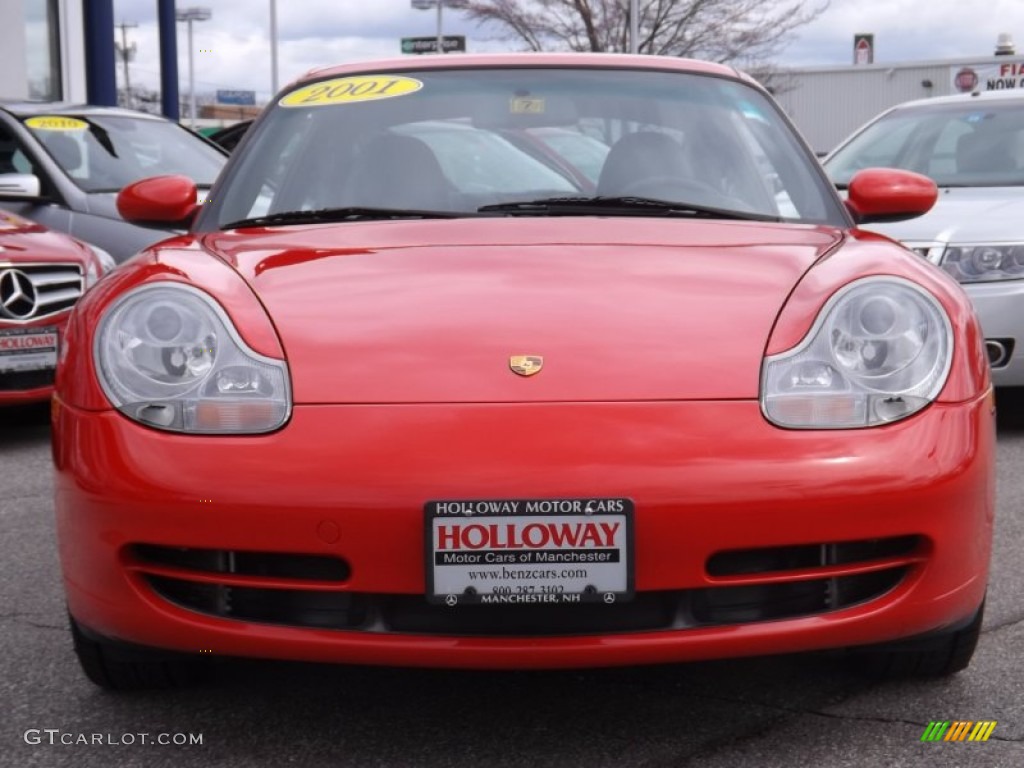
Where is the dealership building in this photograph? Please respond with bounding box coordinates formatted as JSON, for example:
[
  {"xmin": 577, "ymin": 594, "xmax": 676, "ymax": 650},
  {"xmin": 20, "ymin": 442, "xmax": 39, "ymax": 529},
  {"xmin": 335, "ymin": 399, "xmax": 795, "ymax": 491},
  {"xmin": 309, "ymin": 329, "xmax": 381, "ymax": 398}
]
[
  {"xmin": 776, "ymin": 40, "xmax": 1024, "ymax": 154},
  {"xmin": 1, "ymin": 0, "xmax": 180, "ymax": 117},
  {"xmin": 0, "ymin": 1, "xmax": 87, "ymax": 102}
]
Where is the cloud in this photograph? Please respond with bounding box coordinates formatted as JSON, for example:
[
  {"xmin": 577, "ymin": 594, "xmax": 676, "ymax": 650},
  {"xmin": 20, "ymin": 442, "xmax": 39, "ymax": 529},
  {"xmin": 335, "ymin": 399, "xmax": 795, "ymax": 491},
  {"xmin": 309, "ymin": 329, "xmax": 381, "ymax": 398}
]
[
  {"xmin": 788, "ymin": 0, "xmax": 1024, "ymax": 65},
  {"xmin": 115, "ymin": 0, "xmax": 485, "ymax": 101}
]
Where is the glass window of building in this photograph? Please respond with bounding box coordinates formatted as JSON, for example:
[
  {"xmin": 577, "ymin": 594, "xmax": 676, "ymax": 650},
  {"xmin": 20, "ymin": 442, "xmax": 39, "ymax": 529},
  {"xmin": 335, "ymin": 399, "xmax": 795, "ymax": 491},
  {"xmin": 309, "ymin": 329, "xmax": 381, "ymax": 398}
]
[{"xmin": 24, "ymin": 0, "xmax": 62, "ymax": 100}]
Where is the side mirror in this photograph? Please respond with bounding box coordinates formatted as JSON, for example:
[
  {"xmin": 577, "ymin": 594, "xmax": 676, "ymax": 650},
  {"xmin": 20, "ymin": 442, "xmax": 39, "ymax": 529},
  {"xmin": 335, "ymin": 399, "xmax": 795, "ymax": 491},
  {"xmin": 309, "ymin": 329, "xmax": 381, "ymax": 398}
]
[
  {"xmin": 0, "ymin": 173, "xmax": 42, "ymax": 200},
  {"xmin": 845, "ymin": 168, "xmax": 937, "ymax": 225},
  {"xmin": 117, "ymin": 174, "xmax": 199, "ymax": 227}
]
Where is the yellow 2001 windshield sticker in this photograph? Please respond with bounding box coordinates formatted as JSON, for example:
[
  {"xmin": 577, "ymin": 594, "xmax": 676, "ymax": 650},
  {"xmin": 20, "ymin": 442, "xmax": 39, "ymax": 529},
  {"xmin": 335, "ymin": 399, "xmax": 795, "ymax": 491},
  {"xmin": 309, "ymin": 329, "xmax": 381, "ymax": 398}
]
[
  {"xmin": 280, "ymin": 76, "xmax": 423, "ymax": 107},
  {"xmin": 25, "ymin": 116, "xmax": 89, "ymax": 131}
]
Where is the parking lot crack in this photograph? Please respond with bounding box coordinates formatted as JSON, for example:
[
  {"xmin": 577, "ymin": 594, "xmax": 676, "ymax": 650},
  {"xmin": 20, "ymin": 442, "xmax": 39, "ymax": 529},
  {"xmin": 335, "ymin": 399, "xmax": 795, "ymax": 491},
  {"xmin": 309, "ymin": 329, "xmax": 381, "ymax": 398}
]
[
  {"xmin": 983, "ymin": 613, "xmax": 1024, "ymax": 634},
  {"xmin": 0, "ymin": 611, "xmax": 62, "ymax": 631}
]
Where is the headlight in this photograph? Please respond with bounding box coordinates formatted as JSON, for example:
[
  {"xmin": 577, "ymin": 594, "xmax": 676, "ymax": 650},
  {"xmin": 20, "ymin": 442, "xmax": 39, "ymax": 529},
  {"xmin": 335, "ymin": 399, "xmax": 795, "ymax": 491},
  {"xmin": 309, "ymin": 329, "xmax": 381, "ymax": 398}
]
[
  {"xmin": 761, "ymin": 277, "xmax": 953, "ymax": 428},
  {"xmin": 939, "ymin": 243, "xmax": 1024, "ymax": 283},
  {"xmin": 94, "ymin": 283, "xmax": 291, "ymax": 433},
  {"xmin": 84, "ymin": 244, "xmax": 116, "ymax": 289}
]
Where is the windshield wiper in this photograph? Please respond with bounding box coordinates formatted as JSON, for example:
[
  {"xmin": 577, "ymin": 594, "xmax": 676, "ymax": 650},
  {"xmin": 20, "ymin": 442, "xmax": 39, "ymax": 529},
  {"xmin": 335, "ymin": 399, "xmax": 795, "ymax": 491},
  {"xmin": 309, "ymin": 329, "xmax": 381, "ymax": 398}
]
[
  {"xmin": 477, "ymin": 196, "xmax": 781, "ymax": 222},
  {"xmin": 223, "ymin": 206, "xmax": 471, "ymax": 230}
]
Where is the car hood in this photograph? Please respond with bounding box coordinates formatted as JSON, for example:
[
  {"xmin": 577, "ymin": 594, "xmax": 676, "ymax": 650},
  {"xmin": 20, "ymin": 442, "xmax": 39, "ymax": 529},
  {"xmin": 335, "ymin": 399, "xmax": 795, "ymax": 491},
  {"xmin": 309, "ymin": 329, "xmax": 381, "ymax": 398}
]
[
  {"xmin": 0, "ymin": 210, "xmax": 90, "ymax": 264},
  {"xmin": 204, "ymin": 218, "xmax": 842, "ymax": 403},
  {"xmin": 863, "ymin": 186, "xmax": 1024, "ymax": 244}
]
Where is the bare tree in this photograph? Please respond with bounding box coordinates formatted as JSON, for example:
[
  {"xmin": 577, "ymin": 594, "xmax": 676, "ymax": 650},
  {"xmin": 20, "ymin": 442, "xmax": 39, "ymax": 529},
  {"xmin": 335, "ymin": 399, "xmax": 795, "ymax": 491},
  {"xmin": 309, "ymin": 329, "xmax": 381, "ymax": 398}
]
[{"xmin": 465, "ymin": 0, "xmax": 829, "ymax": 65}]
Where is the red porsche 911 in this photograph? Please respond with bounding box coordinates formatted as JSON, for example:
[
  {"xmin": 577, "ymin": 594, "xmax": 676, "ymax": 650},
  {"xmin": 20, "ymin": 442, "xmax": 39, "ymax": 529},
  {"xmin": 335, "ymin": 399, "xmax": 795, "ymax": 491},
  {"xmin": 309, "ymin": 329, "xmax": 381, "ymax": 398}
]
[
  {"xmin": 0, "ymin": 209, "xmax": 111, "ymax": 405},
  {"xmin": 52, "ymin": 54, "xmax": 994, "ymax": 690}
]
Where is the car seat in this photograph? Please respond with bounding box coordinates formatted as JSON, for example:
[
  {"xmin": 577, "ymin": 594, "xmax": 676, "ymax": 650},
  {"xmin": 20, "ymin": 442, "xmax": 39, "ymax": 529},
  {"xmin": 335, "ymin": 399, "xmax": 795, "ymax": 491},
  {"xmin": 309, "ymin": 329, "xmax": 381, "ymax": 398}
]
[
  {"xmin": 346, "ymin": 133, "xmax": 455, "ymax": 210},
  {"xmin": 597, "ymin": 132, "xmax": 690, "ymax": 197}
]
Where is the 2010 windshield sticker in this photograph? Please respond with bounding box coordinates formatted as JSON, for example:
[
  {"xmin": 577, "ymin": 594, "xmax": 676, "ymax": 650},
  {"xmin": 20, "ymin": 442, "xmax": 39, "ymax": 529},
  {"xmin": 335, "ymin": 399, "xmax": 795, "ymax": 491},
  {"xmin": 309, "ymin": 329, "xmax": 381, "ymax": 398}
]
[
  {"xmin": 25, "ymin": 116, "xmax": 88, "ymax": 131},
  {"xmin": 279, "ymin": 76, "xmax": 423, "ymax": 107}
]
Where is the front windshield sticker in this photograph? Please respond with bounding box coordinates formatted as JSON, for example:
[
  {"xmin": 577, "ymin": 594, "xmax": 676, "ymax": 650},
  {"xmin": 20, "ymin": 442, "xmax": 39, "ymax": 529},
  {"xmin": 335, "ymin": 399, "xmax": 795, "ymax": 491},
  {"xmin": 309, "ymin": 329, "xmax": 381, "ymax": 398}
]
[
  {"xmin": 280, "ymin": 76, "xmax": 423, "ymax": 107},
  {"xmin": 510, "ymin": 96, "xmax": 545, "ymax": 114},
  {"xmin": 25, "ymin": 116, "xmax": 88, "ymax": 131}
]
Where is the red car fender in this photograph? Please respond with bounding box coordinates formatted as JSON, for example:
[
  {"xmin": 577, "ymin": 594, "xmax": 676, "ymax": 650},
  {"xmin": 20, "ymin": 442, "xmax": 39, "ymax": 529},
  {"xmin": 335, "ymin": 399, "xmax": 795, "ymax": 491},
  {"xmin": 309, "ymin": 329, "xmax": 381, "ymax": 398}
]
[
  {"xmin": 764, "ymin": 230, "xmax": 989, "ymax": 404},
  {"xmin": 56, "ymin": 236, "xmax": 286, "ymax": 412}
]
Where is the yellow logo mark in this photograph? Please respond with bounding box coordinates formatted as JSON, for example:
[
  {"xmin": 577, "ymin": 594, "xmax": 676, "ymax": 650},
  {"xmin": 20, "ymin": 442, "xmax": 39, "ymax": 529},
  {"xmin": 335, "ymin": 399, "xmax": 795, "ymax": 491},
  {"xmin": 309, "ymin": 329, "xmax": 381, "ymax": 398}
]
[
  {"xmin": 199, "ymin": 499, "xmax": 213, "ymax": 503},
  {"xmin": 25, "ymin": 116, "xmax": 88, "ymax": 131},
  {"xmin": 280, "ymin": 76, "xmax": 423, "ymax": 107},
  {"xmin": 965, "ymin": 721, "xmax": 997, "ymax": 742},
  {"xmin": 510, "ymin": 355, "xmax": 544, "ymax": 376}
]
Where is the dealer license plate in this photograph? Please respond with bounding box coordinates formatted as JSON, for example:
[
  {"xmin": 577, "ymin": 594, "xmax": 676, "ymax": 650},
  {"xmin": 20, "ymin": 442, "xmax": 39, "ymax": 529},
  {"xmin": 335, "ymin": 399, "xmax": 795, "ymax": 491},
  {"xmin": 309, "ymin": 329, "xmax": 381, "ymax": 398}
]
[
  {"xmin": 0, "ymin": 327, "xmax": 58, "ymax": 374},
  {"xmin": 425, "ymin": 498, "xmax": 633, "ymax": 606}
]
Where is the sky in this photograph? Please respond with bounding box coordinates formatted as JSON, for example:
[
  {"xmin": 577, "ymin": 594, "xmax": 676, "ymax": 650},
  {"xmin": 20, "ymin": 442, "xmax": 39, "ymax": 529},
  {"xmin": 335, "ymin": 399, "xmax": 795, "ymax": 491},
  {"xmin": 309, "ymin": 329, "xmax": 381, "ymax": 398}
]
[{"xmin": 110, "ymin": 0, "xmax": 1024, "ymax": 103}]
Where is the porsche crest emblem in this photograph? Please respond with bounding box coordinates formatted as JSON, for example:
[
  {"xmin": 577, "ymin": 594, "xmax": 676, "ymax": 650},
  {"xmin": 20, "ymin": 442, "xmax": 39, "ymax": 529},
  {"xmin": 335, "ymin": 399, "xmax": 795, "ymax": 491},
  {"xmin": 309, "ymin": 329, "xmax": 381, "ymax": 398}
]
[{"xmin": 509, "ymin": 355, "xmax": 543, "ymax": 376}]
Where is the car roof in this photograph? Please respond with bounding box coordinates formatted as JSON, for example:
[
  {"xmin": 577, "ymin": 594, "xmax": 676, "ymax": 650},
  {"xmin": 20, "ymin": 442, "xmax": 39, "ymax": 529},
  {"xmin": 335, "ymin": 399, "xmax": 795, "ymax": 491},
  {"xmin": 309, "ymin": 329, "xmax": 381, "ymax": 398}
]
[
  {"xmin": 0, "ymin": 102, "xmax": 166, "ymax": 121},
  {"xmin": 886, "ymin": 89, "xmax": 1024, "ymax": 112},
  {"xmin": 295, "ymin": 52, "xmax": 745, "ymax": 89}
]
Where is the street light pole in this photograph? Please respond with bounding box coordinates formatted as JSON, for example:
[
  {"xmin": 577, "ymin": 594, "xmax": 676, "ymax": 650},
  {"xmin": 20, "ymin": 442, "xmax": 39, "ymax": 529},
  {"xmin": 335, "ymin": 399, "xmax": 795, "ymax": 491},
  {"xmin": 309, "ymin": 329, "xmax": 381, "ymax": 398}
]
[
  {"xmin": 436, "ymin": 1, "xmax": 443, "ymax": 54},
  {"xmin": 411, "ymin": 0, "xmax": 467, "ymax": 54},
  {"xmin": 630, "ymin": 0, "xmax": 639, "ymax": 54},
  {"xmin": 187, "ymin": 19, "xmax": 196, "ymax": 124},
  {"xmin": 114, "ymin": 21, "xmax": 138, "ymax": 108},
  {"xmin": 175, "ymin": 7, "xmax": 211, "ymax": 128},
  {"xmin": 270, "ymin": 0, "xmax": 279, "ymax": 94}
]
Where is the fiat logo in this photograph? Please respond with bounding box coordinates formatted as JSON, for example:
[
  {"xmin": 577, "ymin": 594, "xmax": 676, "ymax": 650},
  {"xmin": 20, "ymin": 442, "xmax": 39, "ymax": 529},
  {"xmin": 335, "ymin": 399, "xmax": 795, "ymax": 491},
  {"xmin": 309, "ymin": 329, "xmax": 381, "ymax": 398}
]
[{"xmin": 955, "ymin": 68, "xmax": 979, "ymax": 93}]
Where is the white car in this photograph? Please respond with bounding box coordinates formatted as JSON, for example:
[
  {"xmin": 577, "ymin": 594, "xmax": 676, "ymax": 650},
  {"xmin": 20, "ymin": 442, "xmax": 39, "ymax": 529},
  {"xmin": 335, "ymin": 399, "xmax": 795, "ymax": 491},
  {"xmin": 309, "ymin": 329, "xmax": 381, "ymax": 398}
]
[{"xmin": 825, "ymin": 89, "xmax": 1024, "ymax": 386}]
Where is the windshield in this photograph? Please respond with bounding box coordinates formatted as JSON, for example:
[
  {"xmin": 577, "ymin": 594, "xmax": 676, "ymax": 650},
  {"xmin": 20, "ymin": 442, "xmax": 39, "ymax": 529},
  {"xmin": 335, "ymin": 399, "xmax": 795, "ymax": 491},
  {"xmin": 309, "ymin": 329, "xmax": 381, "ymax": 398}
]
[
  {"xmin": 204, "ymin": 67, "xmax": 843, "ymax": 229},
  {"xmin": 825, "ymin": 100, "xmax": 1024, "ymax": 187},
  {"xmin": 23, "ymin": 114, "xmax": 226, "ymax": 193}
]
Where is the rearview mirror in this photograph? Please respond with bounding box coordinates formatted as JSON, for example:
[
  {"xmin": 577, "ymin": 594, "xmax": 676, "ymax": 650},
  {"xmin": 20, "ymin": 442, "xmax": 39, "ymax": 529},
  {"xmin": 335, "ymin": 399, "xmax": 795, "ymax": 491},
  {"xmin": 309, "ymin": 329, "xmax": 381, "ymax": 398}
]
[
  {"xmin": 117, "ymin": 174, "xmax": 199, "ymax": 227},
  {"xmin": 845, "ymin": 168, "xmax": 937, "ymax": 225},
  {"xmin": 0, "ymin": 173, "xmax": 42, "ymax": 200}
]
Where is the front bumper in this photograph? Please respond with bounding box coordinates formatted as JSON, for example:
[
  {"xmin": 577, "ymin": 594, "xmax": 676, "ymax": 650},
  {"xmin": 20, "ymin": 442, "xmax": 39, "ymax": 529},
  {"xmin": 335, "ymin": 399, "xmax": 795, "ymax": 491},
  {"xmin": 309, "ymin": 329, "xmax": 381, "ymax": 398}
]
[
  {"xmin": 53, "ymin": 395, "xmax": 995, "ymax": 669},
  {"xmin": 0, "ymin": 316, "xmax": 67, "ymax": 405},
  {"xmin": 964, "ymin": 281, "xmax": 1024, "ymax": 387}
]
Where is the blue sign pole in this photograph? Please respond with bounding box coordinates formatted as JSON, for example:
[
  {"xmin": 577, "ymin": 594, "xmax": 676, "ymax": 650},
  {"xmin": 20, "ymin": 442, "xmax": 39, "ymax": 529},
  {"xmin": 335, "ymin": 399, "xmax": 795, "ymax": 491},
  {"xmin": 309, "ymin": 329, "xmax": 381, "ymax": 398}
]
[
  {"xmin": 157, "ymin": 0, "xmax": 180, "ymax": 119},
  {"xmin": 83, "ymin": 0, "xmax": 117, "ymax": 105}
]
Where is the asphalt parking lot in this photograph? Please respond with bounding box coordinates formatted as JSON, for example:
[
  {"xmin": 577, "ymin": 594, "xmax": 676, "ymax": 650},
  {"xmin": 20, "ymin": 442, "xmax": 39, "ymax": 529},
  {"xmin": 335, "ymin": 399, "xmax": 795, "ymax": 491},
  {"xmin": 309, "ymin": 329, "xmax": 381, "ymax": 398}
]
[{"xmin": 2, "ymin": 397, "xmax": 1022, "ymax": 768}]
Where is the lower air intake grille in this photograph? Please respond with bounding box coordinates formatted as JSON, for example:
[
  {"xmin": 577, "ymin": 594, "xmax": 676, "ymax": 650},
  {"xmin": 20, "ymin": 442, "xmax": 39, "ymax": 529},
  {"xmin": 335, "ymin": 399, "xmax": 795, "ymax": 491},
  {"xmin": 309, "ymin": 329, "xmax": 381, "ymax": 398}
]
[
  {"xmin": 142, "ymin": 568, "xmax": 910, "ymax": 636},
  {"xmin": 706, "ymin": 535, "xmax": 922, "ymax": 577},
  {"xmin": 132, "ymin": 544, "xmax": 350, "ymax": 581},
  {"xmin": 0, "ymin": 368, "xmax": 54, "ymax": 391},
  {"xmin": 135, "ymin": 537, "xmax": 920, "ymax": 636}
]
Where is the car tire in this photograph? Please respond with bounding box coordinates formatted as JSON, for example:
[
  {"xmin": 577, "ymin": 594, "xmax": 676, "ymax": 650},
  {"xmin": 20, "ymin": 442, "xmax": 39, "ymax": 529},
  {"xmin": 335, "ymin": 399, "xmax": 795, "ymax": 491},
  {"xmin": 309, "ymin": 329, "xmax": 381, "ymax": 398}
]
[
  {"xmin": 69, "ymin": 613, "xmax": 205, "ymax": 690},
  {"xmin": 848, "ymin": 600, "xmax": 985, "ymax": 679}
]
